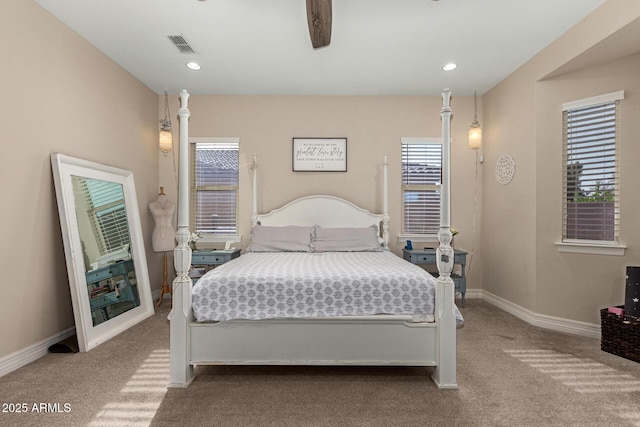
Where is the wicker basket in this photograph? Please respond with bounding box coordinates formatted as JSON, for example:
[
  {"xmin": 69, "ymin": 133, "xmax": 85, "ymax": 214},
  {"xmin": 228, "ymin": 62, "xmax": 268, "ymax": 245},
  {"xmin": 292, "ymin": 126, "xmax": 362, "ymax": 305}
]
[{"xmin": 600, "ymin": 307, "xmax": 640, "ymax": 363}]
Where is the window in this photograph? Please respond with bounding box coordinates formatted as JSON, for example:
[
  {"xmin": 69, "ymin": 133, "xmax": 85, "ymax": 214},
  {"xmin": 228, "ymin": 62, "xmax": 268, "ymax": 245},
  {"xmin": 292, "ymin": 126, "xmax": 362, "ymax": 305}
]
[
  {"xmin": 562, "ymin": 91, "xmax": 623, "ymax": 244},
  {"xmin": 401, "ymin": 137, "xmax": 442, "ymax": 237},
  {"xmin": 190, "ymin": 138, "xmax": 239, "ymax": 238},
  {"xmin": 77, "ymin": 177, "xmax": 129, "ymax": 254}
]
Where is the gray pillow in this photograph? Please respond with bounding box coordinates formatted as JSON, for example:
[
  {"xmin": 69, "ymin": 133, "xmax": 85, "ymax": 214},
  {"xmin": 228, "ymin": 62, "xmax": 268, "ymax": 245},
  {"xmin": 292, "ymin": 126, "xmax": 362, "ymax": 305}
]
[
  {"xmin": 312, "ymin": 225, "xmax": 383, "ymax": 252},
  {"xmin": 246, "ymin": 225, "xmax": 314, "ymax": 252}
]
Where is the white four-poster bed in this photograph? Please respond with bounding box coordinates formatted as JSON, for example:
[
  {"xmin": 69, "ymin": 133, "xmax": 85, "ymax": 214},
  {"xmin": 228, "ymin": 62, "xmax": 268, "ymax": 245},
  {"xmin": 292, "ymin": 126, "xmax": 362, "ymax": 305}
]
[{"xmin": 168, "ymin": 89, "xmax": 458, "ymax": 389}]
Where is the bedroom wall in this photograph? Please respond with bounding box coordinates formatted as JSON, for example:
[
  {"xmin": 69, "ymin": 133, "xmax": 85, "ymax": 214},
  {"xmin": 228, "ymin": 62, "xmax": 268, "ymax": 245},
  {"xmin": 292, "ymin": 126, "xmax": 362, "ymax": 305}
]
[
  {"xmin": 481, "ymin": 67, "xmax": 539, "ymax": 312},
  {"xmin": 0, "ymin": 0, "xmax": 160, "ymax": 360},
  {"xmin": 482, "ymin": 0, "xmax": 640, "ymax": 324},
  {"xmin": 535, "ymin": 53, "xmax": 640, "ymax": 322},
  {"xmin": 158, "ymin": 94, "xmax": 483, "ymax": 284}
]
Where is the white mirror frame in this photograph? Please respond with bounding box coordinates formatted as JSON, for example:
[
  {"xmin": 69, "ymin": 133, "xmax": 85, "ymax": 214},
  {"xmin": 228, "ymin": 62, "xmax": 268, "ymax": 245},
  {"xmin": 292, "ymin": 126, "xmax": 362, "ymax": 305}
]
[{"xmin": 51, "ymin": 154, "xmax": 154, "ymax": 351}]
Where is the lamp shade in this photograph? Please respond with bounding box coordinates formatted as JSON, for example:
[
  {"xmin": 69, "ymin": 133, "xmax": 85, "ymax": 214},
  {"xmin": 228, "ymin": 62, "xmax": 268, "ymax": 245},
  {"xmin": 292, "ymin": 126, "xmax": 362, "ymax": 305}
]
[
  {"xmin": 468, "ymin": 125, "xmax": 482, "ymax": 150},
  {"xmin": 159, "ymin": 128, "xmax": 172, "ymax": 154}
]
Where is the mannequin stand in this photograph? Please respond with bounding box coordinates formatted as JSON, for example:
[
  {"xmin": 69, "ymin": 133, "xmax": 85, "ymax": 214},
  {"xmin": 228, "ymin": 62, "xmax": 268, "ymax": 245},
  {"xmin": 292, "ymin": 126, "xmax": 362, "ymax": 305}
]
[{"xmin": 156, "ymin": 252, "xmax": 172, "ymax": 308}]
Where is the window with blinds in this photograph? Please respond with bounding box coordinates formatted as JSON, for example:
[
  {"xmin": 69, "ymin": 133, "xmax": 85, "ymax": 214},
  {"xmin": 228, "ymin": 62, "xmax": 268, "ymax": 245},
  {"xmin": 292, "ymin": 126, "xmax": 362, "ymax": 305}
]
[
  {"xmin": 191, "ymin": 140, "xmax": 239, "ymax": 235},
  {"xmin": 79, "ymin": 177, "xmax": 130, "ymax": 254},
  {"xmin": 401, "ymin": 138, "xmax": 442, "ymax": 235},
  {"xmin": 562, "ymin": 91, "xmax": 623, "ymax": 243}
]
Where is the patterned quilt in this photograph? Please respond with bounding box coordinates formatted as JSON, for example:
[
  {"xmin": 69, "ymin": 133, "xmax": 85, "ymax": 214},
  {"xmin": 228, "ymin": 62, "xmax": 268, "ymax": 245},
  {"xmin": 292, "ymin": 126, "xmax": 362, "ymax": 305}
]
[{"xmin": 192, "ymin": 251, "xmax": 463, "ymax": 324}]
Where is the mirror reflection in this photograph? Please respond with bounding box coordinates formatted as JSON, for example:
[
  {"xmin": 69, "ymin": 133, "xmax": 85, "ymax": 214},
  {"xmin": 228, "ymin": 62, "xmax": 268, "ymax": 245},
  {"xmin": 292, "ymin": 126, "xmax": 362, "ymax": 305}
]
[{"xmin": 72, "ymin": 176, "xmax": 140, "ymax": 326}]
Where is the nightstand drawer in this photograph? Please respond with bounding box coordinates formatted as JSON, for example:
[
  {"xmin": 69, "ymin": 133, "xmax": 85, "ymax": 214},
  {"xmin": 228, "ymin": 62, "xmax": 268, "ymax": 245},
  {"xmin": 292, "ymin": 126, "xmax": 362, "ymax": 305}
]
[
  {"xmin": 405, "ymin": 252, "xmax": 465, "ymax": 265},
  {"xmin": 403, "ymin": 252, "xmax": 436, "ymax": 264},
  {"xmin": 85, "ymin": 260, "xmax": 133, "ymax": 285},
  {"xmin": 415, "ymin": 254, "xmax": 436, "ymax": 264},
  {"xmin": 90, "ymin": 285, "xmax": 135, "ymax": 311},
  {"xmin": 86, "ymin": 269, "xmax": 113, "ymax": 284},
  {"xmin": 192, "ymin": 253, "xmax": 228, "ymax": 265}
]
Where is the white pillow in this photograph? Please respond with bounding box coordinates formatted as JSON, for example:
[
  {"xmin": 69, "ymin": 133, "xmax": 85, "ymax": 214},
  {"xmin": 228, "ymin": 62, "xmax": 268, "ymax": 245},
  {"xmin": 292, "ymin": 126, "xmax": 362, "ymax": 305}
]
[
  {"xmin": 246, "ymin": 225, "xmax": 314, "ymax": 252},
  {"xmin": 312, "ymin": 225, "xmax": 383, "ymax": 252}
]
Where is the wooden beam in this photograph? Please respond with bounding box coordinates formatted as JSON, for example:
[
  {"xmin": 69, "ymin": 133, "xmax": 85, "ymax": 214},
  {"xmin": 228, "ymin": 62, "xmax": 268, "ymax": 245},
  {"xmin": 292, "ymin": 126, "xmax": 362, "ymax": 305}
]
[{"xmin": 306, "ymin": 0, "xmax": 332, "ymax": 49}]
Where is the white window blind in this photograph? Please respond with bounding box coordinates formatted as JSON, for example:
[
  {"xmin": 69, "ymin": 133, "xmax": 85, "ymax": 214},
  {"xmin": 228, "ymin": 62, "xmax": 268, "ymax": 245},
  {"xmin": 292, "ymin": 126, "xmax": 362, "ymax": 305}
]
[
  {"xmin": 191, "ymin": 140, "xmax": 239, "ymax": 235},
  {"xmin": 401, "ymin": 138, "xmax": 442, "ymax": 235},
  {"xmin": 79, "ymin": 178, "xmax": 129, "ymax": 254},
  {"xmin": 562, "ymin": 93, "xmax": 622, "ymax": 243}
]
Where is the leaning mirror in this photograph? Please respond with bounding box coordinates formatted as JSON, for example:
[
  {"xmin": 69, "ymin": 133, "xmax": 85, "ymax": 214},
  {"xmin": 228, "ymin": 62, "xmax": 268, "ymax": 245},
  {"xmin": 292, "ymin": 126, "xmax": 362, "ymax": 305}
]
[{"xmin": 51, "ymin": 154, "xmax": 154, "ymax": 352}]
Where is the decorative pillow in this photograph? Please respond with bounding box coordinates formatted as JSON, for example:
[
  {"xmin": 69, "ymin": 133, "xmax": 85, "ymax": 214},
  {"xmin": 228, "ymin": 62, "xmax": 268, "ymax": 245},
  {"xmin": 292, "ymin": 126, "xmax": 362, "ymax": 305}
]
[
  {"xmin": 246, "ymin": 225, "xmax": 314, "ymax": 252},
  {"xmin": 312, "ymin": 225, "xmax": 383, "ymax": 252}
]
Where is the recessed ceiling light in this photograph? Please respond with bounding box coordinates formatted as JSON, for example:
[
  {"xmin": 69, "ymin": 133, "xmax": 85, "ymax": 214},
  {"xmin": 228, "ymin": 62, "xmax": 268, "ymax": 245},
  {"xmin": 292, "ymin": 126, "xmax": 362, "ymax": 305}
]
[
  {"xmin": 442, "ymin": 63, "xmax": 458, "ymax": 71},
  {"xmin": 186, "ymin": 62, "xmax": 202, "ymax": 71}
]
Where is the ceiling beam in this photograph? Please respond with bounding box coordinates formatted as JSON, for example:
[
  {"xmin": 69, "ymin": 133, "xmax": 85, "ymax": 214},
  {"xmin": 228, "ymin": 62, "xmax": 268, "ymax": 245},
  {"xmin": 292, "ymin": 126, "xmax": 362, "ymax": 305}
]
[{"xmin": 306, "ymin": 0, "xmax": 332, "ymax": 49}]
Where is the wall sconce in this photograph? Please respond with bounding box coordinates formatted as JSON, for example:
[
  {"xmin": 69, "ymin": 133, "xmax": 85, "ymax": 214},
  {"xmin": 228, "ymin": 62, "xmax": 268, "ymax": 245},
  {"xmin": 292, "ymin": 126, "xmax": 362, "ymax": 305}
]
[
  {"xmin": 159, "ymin": 89, "xmax": 172, "ymax": 156},
  {"xmin": 468, "ymin": 90, "xmax": 482, "ymax": 150}
]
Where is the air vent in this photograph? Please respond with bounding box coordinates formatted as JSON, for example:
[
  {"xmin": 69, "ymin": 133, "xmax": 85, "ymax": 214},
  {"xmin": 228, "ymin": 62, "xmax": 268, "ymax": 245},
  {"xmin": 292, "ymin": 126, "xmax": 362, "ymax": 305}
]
[{"xmin": 167, "ymin": 35, "xmax": 195, "ymax": 54}]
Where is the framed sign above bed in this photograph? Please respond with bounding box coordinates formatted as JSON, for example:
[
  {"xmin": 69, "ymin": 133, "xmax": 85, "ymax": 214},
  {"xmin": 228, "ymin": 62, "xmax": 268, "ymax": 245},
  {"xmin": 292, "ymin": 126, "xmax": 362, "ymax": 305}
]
[{"xmin": 292, "ymin": 137, "xmax": 347, "ymax": 172}]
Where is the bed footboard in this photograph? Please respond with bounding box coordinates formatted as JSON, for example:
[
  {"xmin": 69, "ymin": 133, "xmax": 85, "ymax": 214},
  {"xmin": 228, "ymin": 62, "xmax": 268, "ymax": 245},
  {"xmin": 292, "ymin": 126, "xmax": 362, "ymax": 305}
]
[{"xmin": 190, "ymin": 318, "xmax": 439, "ymax": 366}]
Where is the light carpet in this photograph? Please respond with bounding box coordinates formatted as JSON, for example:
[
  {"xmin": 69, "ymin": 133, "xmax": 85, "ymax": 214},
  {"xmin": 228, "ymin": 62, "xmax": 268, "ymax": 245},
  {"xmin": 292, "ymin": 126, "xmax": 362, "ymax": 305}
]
[{"xmin": 1, "ymin": 300, "xmax": 639, "ymax": 426}]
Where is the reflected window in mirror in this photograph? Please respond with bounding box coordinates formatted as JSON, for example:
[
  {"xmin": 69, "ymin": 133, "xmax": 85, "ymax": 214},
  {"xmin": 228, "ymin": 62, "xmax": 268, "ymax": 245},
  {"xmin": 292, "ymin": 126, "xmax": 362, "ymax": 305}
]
[{"xmin": 73, "ymin": 177, "xmax": 130, "ymax": 270}]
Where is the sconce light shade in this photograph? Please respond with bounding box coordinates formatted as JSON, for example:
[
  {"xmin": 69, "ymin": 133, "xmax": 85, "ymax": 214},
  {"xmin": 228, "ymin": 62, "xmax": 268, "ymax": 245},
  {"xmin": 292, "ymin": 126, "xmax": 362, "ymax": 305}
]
[
  {"xmin": 159, "ymin": 89, "xmax": 172, "ymax": 156},
  {"xmin": 468, "ymin": 89, "xmax": 482, "ymax": 150},
  {"xmin": 468, "ymin": 125, "xmax": 482, "ymax": 150},
  {"xmin": 159, "ymin": 127, "xmax": 172, "ymax": 155}
]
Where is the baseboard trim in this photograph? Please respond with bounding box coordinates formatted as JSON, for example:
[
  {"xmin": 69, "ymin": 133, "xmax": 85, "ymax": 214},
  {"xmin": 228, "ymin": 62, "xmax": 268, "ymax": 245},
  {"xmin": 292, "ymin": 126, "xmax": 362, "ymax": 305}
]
[
  {"xmin": 463, "ymin": 288, "xmax": 484, "ymax": 300},
  {"xmin": 0, "ymin": 327, "xmax": 76, "ymax": 377},
  {"xmin": 475, "ymin": 289, "xmax": 601, "ymax": 339},
  {"xmin": 2, "ymin": 290, "xmax": 167, "ymax": 378}
]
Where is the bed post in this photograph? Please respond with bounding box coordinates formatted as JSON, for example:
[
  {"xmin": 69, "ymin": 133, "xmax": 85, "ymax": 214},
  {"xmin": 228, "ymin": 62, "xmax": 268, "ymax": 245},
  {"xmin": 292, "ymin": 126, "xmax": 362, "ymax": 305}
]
[
  {"xmin": 251, "ymin": 155, "xmax": 258, "ymax": 226},
  {"xmin": 432, "ymin": 89, "xmax": 458, "ymax": 389},
  {"xmin": 168, "ymin": 89, "xmax": 195, "ymax": 387},
  {"xmin": 382, "ymin": 154, "xmax": 389, "ymax": 248}
]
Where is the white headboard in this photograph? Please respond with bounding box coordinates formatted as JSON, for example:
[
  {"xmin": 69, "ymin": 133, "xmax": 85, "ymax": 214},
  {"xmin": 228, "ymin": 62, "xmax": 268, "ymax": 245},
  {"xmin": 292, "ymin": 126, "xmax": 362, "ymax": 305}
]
[{"xmin": 257, "ymin": 194, "xmax": 385, "ymax": 233}]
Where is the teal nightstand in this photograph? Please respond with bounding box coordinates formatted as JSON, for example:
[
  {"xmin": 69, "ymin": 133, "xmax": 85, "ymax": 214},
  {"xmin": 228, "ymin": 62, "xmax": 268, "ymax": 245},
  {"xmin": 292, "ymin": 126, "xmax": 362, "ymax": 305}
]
[
  {"xmin": 402, "ymin": 248, "xmax": 467, "ymax": 307},
  {"xmin": 189, "ymin": 249, "xmax": 241, "ymax": 284}
]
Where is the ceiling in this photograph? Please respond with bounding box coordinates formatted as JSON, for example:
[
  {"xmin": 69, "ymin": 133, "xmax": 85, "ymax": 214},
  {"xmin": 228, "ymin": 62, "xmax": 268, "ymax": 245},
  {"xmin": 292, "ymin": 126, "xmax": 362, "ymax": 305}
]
[{"xmin": 35, "ymin": 0, "xmax": 606, "ymax": 96}]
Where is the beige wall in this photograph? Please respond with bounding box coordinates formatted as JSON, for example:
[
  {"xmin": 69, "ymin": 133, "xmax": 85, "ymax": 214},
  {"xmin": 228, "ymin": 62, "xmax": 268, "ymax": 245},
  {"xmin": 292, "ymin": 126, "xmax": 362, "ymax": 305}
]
[
  {"xmin": 0, "ymin": 1, "xmax": 160, "ymax": 359},
  {"xmin": 535, "ymin": 53, "xmax": 640, "ymax": 321},
  {"xmin": 483, "ymin": 0, "xmax": 640, "ymax": 324},
  {"xmin": 159, "ymin": 94, "xmax": 483, "ymax": 282},
  {"xmin": 482, "ymin": 68, "xmax": 539, "ymax": 311}
]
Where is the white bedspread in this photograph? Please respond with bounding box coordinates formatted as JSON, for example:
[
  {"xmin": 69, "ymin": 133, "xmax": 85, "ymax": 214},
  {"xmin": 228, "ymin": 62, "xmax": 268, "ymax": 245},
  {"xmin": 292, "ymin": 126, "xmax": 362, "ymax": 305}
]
[{"xmin": 192, "ymin": 251, "xmax": 463, "ymax": 325}]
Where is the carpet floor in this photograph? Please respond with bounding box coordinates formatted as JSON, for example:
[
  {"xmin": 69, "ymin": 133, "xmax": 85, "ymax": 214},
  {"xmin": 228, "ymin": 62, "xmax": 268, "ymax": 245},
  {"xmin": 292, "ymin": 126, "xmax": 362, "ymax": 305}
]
[{"xmin": 1, "ymin": 300, "xmax": 639, "ymax": 426}]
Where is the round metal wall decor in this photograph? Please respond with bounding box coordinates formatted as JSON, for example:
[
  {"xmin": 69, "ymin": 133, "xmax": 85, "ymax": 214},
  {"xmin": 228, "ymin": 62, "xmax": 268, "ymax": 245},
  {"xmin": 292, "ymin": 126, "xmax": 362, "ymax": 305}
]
[{"xmin": 495, "ymin": 154, "xmax": 515, "ymax": 185}]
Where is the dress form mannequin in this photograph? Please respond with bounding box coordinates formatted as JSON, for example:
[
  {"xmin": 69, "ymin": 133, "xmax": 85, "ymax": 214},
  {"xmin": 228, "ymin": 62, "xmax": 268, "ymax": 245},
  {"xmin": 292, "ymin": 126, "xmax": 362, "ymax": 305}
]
[
  {"xmin": 149, "ymin": 187, "xmax": 176, "ymax": 252},
  {"xmin": 149, "ymin": 187, "xmax": 176, "ymax": 308}
]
